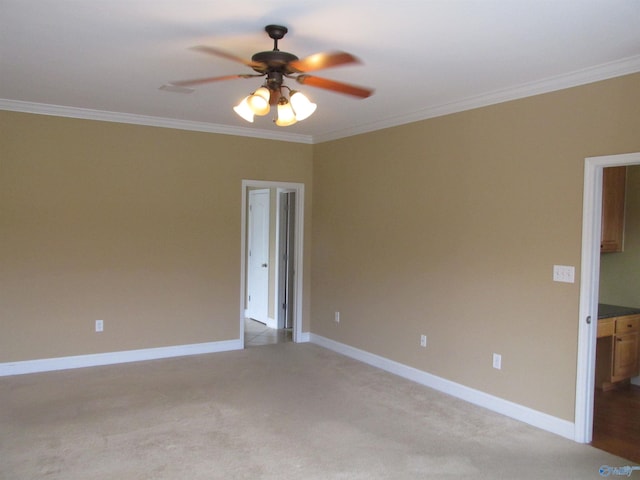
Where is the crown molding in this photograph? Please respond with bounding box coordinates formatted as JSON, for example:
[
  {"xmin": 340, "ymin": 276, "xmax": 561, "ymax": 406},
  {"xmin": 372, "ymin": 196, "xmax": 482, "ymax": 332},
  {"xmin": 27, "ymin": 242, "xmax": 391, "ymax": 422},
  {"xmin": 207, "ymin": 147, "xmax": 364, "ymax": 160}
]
[
  {"xmin": 3, "ymin": 54, "xmax": 639, "ymax": 145},
  {"xmin": 312, "ymin": 54, "xmax": 640, "ymax": 144},
  {"xmin": 0, "ymin": 99, "xmax": 314, "ymax": 144}
]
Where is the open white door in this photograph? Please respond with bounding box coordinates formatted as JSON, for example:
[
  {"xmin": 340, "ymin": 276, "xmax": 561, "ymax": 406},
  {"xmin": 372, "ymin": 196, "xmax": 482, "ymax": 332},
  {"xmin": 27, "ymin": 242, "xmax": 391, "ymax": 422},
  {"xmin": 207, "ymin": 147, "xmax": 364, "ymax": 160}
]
[{"xmin": 246, "ymin": 189, "xmax": 270, "ymax": 324}]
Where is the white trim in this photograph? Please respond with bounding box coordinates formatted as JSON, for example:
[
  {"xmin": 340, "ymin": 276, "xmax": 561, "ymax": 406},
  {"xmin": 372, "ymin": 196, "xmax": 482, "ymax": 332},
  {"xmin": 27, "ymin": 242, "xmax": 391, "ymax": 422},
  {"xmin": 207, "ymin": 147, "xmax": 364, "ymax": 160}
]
[
  {"xmin": 240, "ymin": 180, "xmax": 305, "ymax": 344},
  {"xmin": 274, "ymin": 190, "xmax": 283, "ymax": 330},
  {"xmin": 0, "ymin": 99, "xmax": 313, "ymax": 145},
  {"xmin": 3, "ymin": 55, "xmax": 638, "ymax": 145},
  {"xmin": 0, "ymin": 339, "xmax": 242, "ymax": 377},
  {"xmin": 313, "ymin": 55, "xmax": 640, "ymax": 143},
  {"xmin": 575, "ymin": 152, "xmax": 640, "ymax": 443},
  {"xmin": 298, "ymin": 332, "xmax": 311, "ymax": 343},
  {"xmin": 311, "ymin": 334, "xmax": 575, "ymax": 441}
]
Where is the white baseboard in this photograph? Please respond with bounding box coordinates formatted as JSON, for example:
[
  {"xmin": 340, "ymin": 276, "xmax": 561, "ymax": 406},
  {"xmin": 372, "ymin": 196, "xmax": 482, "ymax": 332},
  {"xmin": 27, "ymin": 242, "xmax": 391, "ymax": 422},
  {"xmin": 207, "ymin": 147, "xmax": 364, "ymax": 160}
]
[
  {"xmin": 309, "ymin": 334, "xmax": 575, "ymax": 441},
  {"xmin": 1, "ymin": 333, "xmax": 576, "ymax": 441},
  {"xmin": 0, "ymin": 339, "xmax": 242, "ymax": 377},
  {"xmin": 297, "ymin": 332, "xmax": 311, "ymax": 343}
]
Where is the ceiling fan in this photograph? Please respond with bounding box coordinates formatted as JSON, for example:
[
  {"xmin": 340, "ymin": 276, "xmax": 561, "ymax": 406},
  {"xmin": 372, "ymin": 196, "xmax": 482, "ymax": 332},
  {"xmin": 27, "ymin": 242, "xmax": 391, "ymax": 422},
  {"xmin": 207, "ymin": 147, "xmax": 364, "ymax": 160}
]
[{"xmin": 169, "ymin": 25, "xmax": 374, "ymax": 126}]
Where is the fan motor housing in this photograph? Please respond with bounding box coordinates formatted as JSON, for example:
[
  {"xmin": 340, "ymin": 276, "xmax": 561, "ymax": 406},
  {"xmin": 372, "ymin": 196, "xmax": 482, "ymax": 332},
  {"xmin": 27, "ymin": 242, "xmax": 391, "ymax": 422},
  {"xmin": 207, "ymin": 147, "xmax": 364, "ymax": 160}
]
[{"xmin": 251, "ymin": 51, "xmax": 299, "ymax": 72}]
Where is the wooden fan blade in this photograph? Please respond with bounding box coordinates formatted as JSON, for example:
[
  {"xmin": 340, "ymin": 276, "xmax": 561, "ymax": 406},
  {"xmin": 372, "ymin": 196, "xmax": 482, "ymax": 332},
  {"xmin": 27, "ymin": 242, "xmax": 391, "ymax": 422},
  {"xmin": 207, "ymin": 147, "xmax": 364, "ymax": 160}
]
[
  {"xmin": 191, "ymin": 45, "xmax": 266, "ymax": 70},
  {"xmin": 289, "ymin": 51, "xmax": 360, "ymax": 73},
  {"xmin": 170, "ymin": 73, "xmax": 261, "ymax": 87},
  {"xmin": 295, "ymin": 75, "xmax": 374, "ymax": 98}
]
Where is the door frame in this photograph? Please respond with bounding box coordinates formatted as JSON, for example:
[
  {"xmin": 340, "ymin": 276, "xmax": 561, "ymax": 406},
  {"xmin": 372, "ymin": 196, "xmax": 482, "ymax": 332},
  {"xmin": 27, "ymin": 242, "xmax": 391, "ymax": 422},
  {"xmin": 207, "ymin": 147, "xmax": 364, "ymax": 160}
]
[
  {"xmin": 574, "ymin": 151, "xmax": 640, "ymax": 443},
  {"xmin": 275, "ymin": 189, "xmax": 296, "ymax": 330},
  {"xmin": 240, "ymin": 180, "xmax": 305, "ymax": 347}
]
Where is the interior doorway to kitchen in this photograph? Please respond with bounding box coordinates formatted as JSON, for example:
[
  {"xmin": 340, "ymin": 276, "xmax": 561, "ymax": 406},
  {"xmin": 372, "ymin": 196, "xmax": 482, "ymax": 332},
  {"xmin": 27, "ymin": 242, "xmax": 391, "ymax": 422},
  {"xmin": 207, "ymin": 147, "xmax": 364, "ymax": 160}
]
[
  {"xmin": 575, "ymin": 152, "xmax": 640, "ymax": 447},
  {"xmin": 591, "ymin": 164, "xmax": 640, "ymax": 462}
]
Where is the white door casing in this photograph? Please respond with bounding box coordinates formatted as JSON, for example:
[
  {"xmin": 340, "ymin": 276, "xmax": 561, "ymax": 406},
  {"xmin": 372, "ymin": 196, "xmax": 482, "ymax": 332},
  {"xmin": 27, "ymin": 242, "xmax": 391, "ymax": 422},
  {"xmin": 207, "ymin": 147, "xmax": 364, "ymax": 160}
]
[
  {"xmin": 277, "ymin": 190, "xmax": 296, "ymax": 330},
  {"xmin": 574, "ymin": 151, "xmax": 640, "ymax": 443}
]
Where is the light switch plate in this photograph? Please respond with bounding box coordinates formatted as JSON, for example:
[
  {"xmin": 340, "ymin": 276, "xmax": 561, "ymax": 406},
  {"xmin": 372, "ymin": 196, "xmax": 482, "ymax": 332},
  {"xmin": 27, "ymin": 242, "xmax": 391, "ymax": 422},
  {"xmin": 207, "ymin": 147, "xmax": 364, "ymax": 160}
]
[{"xmin": 553, "ymin": 265, "xmax": 575, "ymax": 283}]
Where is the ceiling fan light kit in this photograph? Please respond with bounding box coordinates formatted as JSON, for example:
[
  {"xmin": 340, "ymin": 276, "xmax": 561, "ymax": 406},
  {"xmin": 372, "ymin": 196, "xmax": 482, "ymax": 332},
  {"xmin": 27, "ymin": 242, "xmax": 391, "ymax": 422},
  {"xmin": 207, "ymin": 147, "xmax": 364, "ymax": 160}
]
[
  {"xmin": 170, "ymin": 24, "xmax": 373, "ymax": 128},
  {"xmin": 234, "ymin": 85, "xmax": 316, "ymax": 126}
]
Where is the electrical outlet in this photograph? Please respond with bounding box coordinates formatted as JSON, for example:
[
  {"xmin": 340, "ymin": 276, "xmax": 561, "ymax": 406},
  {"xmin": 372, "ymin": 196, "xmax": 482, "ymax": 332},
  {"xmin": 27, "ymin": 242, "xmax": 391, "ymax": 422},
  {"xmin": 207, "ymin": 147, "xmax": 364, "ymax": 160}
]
[
  {"xmin": 493, "ymin": 353, "xmax": 502, "ymax": 370},
  {"xmin": 553, "ymin": 265, "xmax": 575, "ymax": 283},
  {"xmin": 334, "ymin": 311, "xmax": 340, "ymax": 323},
  {"xmin": 420, "ymin": 334, "xmax": 427, "ymax": 347},
  {"xmin": 95, "ymin": 319, "xmax": 104, "ymax": 332}
]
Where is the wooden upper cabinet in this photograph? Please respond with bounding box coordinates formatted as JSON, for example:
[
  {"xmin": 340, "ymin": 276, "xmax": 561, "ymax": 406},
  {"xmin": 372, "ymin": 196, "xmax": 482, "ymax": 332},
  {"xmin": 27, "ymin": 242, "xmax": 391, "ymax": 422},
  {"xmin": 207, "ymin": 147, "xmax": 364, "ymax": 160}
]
[{"xmin": 601, "ymin": 166, "xmax": 626, "ymax": 253}]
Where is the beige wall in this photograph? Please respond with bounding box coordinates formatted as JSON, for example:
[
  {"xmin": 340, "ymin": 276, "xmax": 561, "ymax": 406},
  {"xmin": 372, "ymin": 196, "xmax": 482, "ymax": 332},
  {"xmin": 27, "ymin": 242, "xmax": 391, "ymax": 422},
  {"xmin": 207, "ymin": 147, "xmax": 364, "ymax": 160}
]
[
  {"xmin": 600, "ymin": 165, "xmax": 640, "ymax": 307},
  {"xmin": 0, "ymin": 111, "xmax": 313, "ymax": 362},
  {"xmin": 311, "ymin": 73, "xmax": 640, "ymax": 421},
  {"xmin": 3, "ymin": 73, "xmax": 640, "ymax": 425}
]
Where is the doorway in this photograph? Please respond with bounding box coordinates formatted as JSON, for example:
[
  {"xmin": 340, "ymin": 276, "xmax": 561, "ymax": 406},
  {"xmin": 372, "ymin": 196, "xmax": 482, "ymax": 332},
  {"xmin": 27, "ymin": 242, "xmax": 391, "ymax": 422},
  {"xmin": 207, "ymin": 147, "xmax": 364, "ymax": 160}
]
[
  {"xmin": 240, "ymin": 180, "xmax": 305, "ymax": 348},
  {"xmin": 277, "ymin": 190, "xmax": 296, "ymax": 330},
  {"xmin": 575, "ymin": 152, "xmax": 640, "ymax": 444}
]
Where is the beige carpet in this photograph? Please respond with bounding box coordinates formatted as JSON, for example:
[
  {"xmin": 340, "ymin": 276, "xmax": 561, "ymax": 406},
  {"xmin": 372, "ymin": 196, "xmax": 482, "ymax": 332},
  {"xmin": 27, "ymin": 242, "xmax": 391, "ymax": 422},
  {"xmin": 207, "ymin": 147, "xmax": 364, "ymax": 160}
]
[{"xmin": 0, "ymin": 343, "xmax": 631, "ymax": 479}]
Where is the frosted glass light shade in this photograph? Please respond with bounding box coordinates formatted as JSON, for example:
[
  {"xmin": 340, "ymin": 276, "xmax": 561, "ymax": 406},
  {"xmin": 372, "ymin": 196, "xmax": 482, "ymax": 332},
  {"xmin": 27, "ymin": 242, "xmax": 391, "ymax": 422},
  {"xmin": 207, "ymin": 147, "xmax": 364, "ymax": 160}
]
[
  {"xmin": 290, "ymin": 91, "xmax": 317, "ymax": 121},
  {"xmin": 248, "ymin": 87, "xmax": 271, "ymax": 116},
  {"xmin": 275, "ymin": 99, "xmax": 297, "ymax": 126},
  {"xmin": 233, "ymin": 97, "xmax": 254, "ymax": 122}
]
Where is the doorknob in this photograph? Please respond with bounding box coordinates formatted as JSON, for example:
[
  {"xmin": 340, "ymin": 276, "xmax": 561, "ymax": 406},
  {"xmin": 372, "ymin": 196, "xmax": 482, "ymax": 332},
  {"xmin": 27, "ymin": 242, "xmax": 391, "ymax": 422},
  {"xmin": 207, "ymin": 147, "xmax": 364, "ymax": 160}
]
[{"xmin": 261, "ymin": 263, "xmax": 268, "ymax": 268}]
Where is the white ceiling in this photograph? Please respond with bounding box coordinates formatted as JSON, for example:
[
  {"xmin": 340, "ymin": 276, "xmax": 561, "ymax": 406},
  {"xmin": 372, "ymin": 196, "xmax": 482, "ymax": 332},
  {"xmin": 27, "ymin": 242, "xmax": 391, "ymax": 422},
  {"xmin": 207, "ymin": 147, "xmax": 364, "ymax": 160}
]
[{"xmin": 2, "ymin": 0, "xmax": 639, "ymax": 143}]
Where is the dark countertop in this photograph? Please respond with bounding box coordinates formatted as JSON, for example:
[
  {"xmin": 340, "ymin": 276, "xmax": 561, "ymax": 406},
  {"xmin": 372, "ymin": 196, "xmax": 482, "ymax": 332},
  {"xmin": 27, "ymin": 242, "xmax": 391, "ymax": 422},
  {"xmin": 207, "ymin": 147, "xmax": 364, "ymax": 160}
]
[{"xmin": 598, "ymin": 303, "xmax": 640, "ymax": 319}]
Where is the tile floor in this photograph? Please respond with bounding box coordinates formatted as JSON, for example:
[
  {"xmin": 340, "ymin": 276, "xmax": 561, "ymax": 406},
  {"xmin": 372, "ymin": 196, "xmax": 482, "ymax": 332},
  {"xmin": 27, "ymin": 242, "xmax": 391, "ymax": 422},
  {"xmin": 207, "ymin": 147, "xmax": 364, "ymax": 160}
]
[{"xmin": 244, "ymin": 318, "xmax": 292, "ymax": 346}]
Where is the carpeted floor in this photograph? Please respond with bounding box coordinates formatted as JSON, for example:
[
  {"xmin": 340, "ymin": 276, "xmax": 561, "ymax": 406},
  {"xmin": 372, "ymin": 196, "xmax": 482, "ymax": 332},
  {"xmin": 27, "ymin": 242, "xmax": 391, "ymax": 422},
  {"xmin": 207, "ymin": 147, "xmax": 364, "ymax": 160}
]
[{"xmin": 0, "ymin": 343, "xmax": 632, "ymax": 479}]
